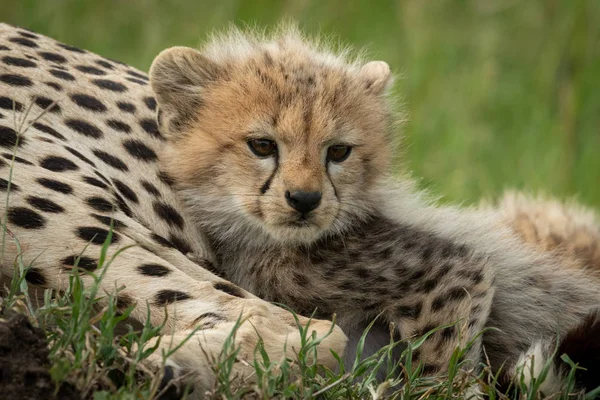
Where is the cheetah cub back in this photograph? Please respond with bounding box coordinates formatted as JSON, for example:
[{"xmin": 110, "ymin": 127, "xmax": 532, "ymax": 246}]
[{"xmin": 149, "ymin": 26, "xmax": 600, "ymax": 392}]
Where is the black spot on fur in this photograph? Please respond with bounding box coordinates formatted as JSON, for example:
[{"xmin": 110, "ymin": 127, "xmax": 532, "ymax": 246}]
[
  {"xmin": 143, "ymin": 97, "xmax": 157, "ymax": 111},
  {"xmin": 0, "ymin": 73, "xmax": 32, "ymax": 87},
  {"xmin": 95, "ymin": 59, "xmax": 114, "ymax": 70},
  {"xmin": 9, "ymin": 37, "xmax": 38, "ymax": 48},
  {"xmin": 0, "ymin": 45, "xmax": 9, "ymax": 51},
  {"xmin": 38, "ymin": 51, "xmax": 67, "ymax": 63},
  {"xmin": 92, "ymin": 79, "xmax": 127, "ymax": 92},
  {"xmin": 2, "ymin": 153, "xmax": 33, "ymax": 166},
  {"xmin": 76, "ymin": 226, "xmax": 119, "ymax": 244},
  {"xmin": 153, "ymin": 202, "xmax": 184, "ymax": 229},
  {"xmin": 431, "ymin": 287, "xmax": 468, "ymax": 312},
  {"xmin": 154, "ymin": 290, "xmax": 191, "ymax": 306},
  {"xmin": 64, "ymin": 146, "xmax": 95, "ymax": 167},
  {"xmin": 34, "ymin": 96, "xmax": 60, "ymax": 113},
  {"xmin": 93, "ymin": 171, "xmax": 111, "ymax": 184},
  {"xmin": 397, "ymin": 303, "xmax": 423, "ymax": 319},
  {"xmin": 26, "ymin": 196, "xmax": 65, "ymax": 213},
  {"xmin": 556, "ymin": 311, "xmax": 600, "ymax": 391},
  {"xmin": 82, "ymin": 176, "xmax": 108, "ymax": 189},
  {"xmin": 113, "ymin": 193, "xmax": 133, "ymax": 218},
  {"xmin": 0, "ymin": 97, "xmax": 24, "ymax": 111},
  {"xmin": 57, "ymin": 43, "xmax": 85, "ymax": 53},
  {"xmin": 112, "ymin": 179, "xmax": 138, "ymax": 203},
  {"xmin": 139, "ymin": 118, "xmax": 162, "ymax": 139},
  {"xmin": 65, "ymin": 119, "xmax": 103, "ymax": 139},
  {"xmin": 49, "ymin": 69, "xmax": 75, "ymax": 81},
  {"xmin": 37, "ymin": 178, "xmax": 72, "ymax": 194},
  {"xmin": 18, "ymin": 31, "xmax": 39, "ymax": 39},
  {"xmin": 71, "ymin": 93, "xmax": 107, "ymax": 112},
  {"xmin": 213, "ymin": 282, "xmax": 245, "ymax": 298},
  {"xmin": 198, "ymin": 259, "xmax": 219, "ymax": 275},
  {"xmin": 116, "ymin": 101, "xmax": 135, "ymax": 113},
  {"xmin": 126, "ymin": 70, "xmax": 149, "ymax": 81},
  {"xmin": 168, "ymin": 235, "xmax": 191, "ymax": 254},
  {"xmin": 74, "ymin": 65, "xmax": 106, "ymax": 75},
  {"xmin": 44, "ymin": 81, "xmax": 63, "ymax": 91},
  {"xmin": 294, "ymin": 272, "xmax": 310, "ymax": 287},
  {"xmin": 0, "ymin": 126, "xmax": 24, "ymax": 149},
  {"xmin": 138, "ymin": 264, "xmax": 171, "ymax": 277},
  {"xmin": 0, "ymin": 178, "xmax": 18, "ymax": 192},
  {"xmin": 8, "ymin": 207, "xmax": 46, "ymax": 229},
  {"xmin": 86, "ymin": 196, "xmax": 114, "ymax": 212},
  {"xmin": 190, "ymin": 312, "xmax": 226, "ymax": 329},
  {"xmin": 447, "ymin": 287, "xmax": 468, "ymax": 302},
  {"xmin": 2, "ymin": 56, "xmax": 36, "ymax": 68},
  {"xmin": 419, "ymin": 279, "xmax": 439, "ymax": 294},
  {"xmin": 115, "ymin": 293, "xmax": 134, "ymax": 311},
  {"xmin": 106, "ymin": 119, "xmax": 131, "ymax": 133},
  {"xmin": 61, "ymin": 255, "xmax": 98, "ymax": 271},
  {"xmin": 40, "ymin": 156, "xmax": 78, "ymax": 172},
  {"xmin": 92, "ymin": 150, "xmax": 128, "ymax": 171},
  {"xmin": 90, "ymin": 214, "xmax": 127, "ymax": 229},
  {"xmin": 25, "ymin": 268, "xmax": 46, "ymax": 286},
  {"xmin": 126, "ymin": 78, "xmax": 147, "ymax": 86},
  {"xmin": 157, "ymin": 170, "xmax": 175, "ymax": 186},
  {"xmin": 140, "ymin": 180, "xmax": 160, "ymax": 196},
  {"xmin": 151, "ymin": 233, "xmax": 173, "ymax": 248},
  {"xmin": 422, "ymin": 364, "xmax": 439, "ymax": 376},
  {"xmin": 122, "ymin": 139, "xmax": 157, "ymax": 161},
  {"xmin": 32, "ymin": 122, "xmax": 65, "ymax": 140},
  {"xmin": 441, "ymin": 326, "xmax": 456, "ymax": 341}
]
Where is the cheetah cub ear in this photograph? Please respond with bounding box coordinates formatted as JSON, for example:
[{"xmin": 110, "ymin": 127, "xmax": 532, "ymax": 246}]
[
  {"xmin": 359, "ymin": 61, "xmax": 393, "ymax": 96},
  {"xmin": 149, "ymin": 46, "xmax": 221, "ymax": 137}
]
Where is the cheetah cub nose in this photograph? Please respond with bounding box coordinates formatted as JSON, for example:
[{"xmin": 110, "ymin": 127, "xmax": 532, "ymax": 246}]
[{"xmin": 285, "ymin": 190, "xmax": 322, "ymax": 214}]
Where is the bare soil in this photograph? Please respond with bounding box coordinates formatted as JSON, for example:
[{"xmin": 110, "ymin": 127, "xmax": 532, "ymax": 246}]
[{"xmin": 0, "ymin": 313, "xmax": 81, "ymax": 400}]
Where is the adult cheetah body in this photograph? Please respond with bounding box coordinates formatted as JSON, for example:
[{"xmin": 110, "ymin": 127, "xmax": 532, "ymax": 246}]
[{"xmin": 0, "ymin": 23, "xmax": 346, "ymax": 394}]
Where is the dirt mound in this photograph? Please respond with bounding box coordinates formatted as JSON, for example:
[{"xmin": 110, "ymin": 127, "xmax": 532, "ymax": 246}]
[{"xmin": 0, "ymin": 313, "xmax": 81, "ymax": 400}]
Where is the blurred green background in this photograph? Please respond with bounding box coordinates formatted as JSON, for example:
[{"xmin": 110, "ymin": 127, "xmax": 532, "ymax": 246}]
[{"xmin": 4, "ymin": 0, "xmax": 600, "ymax": 207}]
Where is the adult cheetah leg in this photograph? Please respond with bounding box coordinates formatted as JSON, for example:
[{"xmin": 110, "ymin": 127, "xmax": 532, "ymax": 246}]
[{"xmin": 0, "ymin": 206, "xmax": 346, "ymax": 392}]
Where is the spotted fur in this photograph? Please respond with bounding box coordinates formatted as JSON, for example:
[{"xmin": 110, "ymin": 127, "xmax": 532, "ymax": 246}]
[
  {"xmin": 149, "ymin": 25, "xmax": 600, "ymax": 391},
  {"xmin": 0, "ymin": 23, "xmax": 346, "ymax": 393},
  {"xmin": 2, "ymin": 22, "xmax": 600, "ymax": 394}
]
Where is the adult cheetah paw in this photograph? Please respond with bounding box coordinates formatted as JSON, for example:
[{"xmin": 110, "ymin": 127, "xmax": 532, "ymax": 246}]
[{"xmin": 142, "ymin": 314, "xmax": 347, "ymax": 397}]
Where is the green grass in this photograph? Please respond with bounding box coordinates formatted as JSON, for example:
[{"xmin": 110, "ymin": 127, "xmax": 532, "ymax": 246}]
[
  {"xmin": 4, "ymin": 0, "xmax": 600, "ymax": 208},
  {"xmin": 3, "ymin": 261, "xmax": 598, "ymax": 399}
]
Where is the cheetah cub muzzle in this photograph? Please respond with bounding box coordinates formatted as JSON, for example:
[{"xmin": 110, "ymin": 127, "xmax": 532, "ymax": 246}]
[{"xmin": 149, "ymin": 26, "xmax": 600, "ymax": 393}]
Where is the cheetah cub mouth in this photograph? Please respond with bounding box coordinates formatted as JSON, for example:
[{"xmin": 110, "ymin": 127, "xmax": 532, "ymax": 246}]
[{"xmin": 149, "ymin": 28, "xmax": 395, "ymax": 245}]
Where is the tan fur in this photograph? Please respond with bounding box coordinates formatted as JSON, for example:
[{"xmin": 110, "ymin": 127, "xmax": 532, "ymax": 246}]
[
  {"xmin": 151, "ymin": 26, "xmax": 394, "ymax": 244},
  {"xmin": 492, "ymin": 191, "xmax": 600, "ymax": 275}
]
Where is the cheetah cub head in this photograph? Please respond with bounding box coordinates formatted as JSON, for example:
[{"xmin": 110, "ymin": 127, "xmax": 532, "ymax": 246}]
[{"xmin": 150, "ymin": 27, "xmax": 396, "ymax": 245}]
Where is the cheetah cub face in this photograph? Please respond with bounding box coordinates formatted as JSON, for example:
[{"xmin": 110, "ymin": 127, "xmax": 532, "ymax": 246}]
[{"xmin": 150, "ymin": 28, "xmax": 395, "ymax": 244}]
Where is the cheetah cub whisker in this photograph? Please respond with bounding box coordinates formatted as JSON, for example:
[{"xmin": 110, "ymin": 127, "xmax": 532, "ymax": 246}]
[{"xmin": 149, "ymin": 25, "xmax": 600, "ymax": 392}]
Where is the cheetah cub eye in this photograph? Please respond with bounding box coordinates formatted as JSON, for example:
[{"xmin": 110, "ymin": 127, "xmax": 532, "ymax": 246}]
[
  {"xmin": 326, "ymin": 145, "xmax": 352, "ymax": 163},
  {"xmin": 248, "ymin": 139, "xmax": 277, "ymax": 158},
  {"xmin": 150, "ymin": 32, "xmax": 396, "ymax": 245}
]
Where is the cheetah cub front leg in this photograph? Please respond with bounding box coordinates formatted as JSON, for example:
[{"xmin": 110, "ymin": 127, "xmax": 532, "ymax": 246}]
[{"xmin": 383, "ymin": 252, "xmax": 495, "ymax": 374}]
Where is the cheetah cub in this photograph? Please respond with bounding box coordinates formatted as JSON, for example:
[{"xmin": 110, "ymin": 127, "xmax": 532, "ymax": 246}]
[{"xmin": 149, "ymin": 26, "xmax": 600, "ymax": 392}]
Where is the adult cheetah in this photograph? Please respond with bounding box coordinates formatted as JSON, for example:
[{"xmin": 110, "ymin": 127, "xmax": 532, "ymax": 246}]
[{"xmin": 0, "ymin": 23, "xmax": 345, "ymax": 395}]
